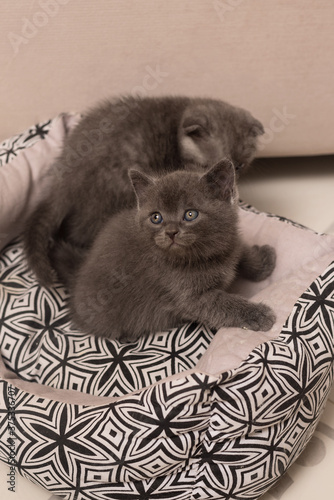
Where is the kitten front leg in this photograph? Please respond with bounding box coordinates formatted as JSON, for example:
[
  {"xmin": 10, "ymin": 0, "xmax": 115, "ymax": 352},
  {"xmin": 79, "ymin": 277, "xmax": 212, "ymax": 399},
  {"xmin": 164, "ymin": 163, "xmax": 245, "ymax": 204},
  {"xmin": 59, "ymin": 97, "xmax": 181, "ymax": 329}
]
[
  {"xmin": 182, "ymin": 290, "xmax": 276, "ymax": 332},
  {"xmin": 232, "ymin": 298, "xmax": 276, "ymax": 331},
  {"xmin": 238, "ymin": 244, "xmax": 276, "ymax": 282}
]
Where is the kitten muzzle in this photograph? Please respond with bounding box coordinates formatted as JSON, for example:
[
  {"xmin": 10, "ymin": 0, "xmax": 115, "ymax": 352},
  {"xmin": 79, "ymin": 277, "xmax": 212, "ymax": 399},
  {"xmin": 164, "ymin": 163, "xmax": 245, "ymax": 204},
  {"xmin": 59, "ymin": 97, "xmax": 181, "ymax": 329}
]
[{"xmin": 166, "ymin": 230, "xmax": 178, "ymax": 241}]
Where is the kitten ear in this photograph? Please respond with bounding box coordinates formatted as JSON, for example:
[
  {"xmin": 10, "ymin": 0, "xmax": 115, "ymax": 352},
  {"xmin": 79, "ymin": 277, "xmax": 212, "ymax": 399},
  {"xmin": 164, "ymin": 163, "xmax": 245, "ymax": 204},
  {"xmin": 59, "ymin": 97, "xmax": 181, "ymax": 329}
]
[
  {"xmin": 179, "ymin": 105, "xmax": 213, "ymax": 165},
  {"xmin": 181, "ymin": 104, "xmax": 211, "ymax": 139},
  {"xmin": 182, "ymin": 118, "xmax": 210, "ymax": 140},
  {"xmin": 248, "ymin": 117, "xmax": 265, "ymax": 137},
  {"xmin": 200, "ymin": 158, "xmax": 236, "ymax": 203},
  {"xmin": 129, "ymin": 169, "xmax": 154, "ymax": 204}
]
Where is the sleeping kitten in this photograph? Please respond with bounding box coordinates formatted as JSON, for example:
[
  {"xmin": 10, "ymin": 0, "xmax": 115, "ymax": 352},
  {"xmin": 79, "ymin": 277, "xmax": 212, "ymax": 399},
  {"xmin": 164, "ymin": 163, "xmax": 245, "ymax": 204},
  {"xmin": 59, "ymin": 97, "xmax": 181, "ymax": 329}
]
[
  {"xmin": 54, "ymin": 159, "xmax": 276, "ymax": 342},
  {"xmin": 24, "ymin": 95, "xmax": 264, "ymax": 286}
]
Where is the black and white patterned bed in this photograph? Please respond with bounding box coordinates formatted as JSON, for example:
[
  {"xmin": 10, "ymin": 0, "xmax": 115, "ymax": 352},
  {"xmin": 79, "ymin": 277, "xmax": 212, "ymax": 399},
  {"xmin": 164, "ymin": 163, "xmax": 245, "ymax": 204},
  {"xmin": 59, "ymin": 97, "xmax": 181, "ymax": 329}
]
[{"xmin": 0, "ymin": 116, "xmax": 333, "ymax": 500}]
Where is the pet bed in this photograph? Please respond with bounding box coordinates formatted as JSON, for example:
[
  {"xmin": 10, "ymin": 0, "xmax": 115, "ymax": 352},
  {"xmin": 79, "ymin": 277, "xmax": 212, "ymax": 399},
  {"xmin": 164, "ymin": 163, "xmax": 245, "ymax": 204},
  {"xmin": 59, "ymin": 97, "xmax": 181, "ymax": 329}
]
[{"xmin": 0, "ymin": 115, "xmax": 334, "ymax": 500}]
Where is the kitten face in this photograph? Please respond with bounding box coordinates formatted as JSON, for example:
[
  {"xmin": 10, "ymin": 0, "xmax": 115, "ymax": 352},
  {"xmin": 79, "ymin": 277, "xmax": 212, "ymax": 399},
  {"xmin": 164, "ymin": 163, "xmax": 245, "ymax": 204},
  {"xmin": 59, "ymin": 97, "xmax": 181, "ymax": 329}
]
[
  {"xmin": 179, "ymin": 100, "xmax": 264, "ymax": 174},
  {"xmin": 147, "ymin": 208, "xmax": 199, "ymax": 253},
  {"xmin": 139, "ymin": 185, "xmax": 208, "ymax": 261},
  {"xmin": 130, "ymin": 159, "xmax": 240, "ymax": 263}
]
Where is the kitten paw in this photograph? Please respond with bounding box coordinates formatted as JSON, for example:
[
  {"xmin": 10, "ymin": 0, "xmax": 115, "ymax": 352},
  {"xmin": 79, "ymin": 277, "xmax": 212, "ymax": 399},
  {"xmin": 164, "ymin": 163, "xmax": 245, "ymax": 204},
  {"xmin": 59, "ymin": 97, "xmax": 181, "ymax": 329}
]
[
  {"xmin": 240, "ymin": 302, "xmax": 276, "ymax": 331},
  {"xmin": 240, "ymin": 244, "xmax": 276, "ymax": 282}
]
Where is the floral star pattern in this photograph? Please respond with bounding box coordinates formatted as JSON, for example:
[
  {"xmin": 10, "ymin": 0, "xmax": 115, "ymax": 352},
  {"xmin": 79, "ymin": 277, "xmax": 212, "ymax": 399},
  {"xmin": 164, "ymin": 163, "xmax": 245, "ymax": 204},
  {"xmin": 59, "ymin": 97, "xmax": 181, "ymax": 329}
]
[
  {"xmin": 0, "ymin": 119, "xmax": 52, "ymax": 165},
  {"xmin": 0, "ymin": 118, "xmax": 333, "ymax": 499}
]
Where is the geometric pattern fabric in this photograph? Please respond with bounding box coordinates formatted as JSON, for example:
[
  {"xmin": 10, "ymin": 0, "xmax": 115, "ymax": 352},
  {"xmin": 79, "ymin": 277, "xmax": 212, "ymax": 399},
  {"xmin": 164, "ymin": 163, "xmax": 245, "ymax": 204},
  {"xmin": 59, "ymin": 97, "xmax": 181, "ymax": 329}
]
[{"xmin": 0, "ymin": 118, "xmax": 333, "ymax": 499}]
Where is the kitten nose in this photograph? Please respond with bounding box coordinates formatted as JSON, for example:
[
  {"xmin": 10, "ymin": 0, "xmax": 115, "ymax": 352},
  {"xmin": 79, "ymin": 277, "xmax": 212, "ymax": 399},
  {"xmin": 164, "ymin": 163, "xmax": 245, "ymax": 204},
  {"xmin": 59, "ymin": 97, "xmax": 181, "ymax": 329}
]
[{"xmin": 166, "ymin": 230, "xmax": 178, "ymax": 240}]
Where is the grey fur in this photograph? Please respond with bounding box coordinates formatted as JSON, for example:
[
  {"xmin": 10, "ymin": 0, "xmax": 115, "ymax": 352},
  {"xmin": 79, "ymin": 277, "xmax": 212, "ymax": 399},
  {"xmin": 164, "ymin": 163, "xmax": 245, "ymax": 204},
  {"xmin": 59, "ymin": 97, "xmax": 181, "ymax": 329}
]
[
  {"xmin": 55, "ymin": 159, "xmax": 276, "ymax": 342},
  {"xmin": 24, "ymin": 95, "xmax": 264, "ymax": 285}
]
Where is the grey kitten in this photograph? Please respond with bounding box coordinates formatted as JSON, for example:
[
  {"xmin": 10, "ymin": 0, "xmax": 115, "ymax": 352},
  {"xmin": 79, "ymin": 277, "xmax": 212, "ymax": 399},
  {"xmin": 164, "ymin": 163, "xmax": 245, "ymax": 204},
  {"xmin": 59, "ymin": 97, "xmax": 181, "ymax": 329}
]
[
  {"xmin": 55, "ymin": 159, "xmax": 276, "ymax": 342},
  {"xmin": 24, "ymin": 95, "xmax": 264, "ymax": 286}
]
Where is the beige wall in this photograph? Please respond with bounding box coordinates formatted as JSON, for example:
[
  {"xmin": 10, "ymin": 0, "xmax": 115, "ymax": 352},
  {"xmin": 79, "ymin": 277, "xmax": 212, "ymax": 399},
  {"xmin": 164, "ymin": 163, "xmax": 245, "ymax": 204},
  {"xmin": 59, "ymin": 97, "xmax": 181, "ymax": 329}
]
[{"xmin": 1, "ymin": 0, "xmax": 334, "ymax": 156}]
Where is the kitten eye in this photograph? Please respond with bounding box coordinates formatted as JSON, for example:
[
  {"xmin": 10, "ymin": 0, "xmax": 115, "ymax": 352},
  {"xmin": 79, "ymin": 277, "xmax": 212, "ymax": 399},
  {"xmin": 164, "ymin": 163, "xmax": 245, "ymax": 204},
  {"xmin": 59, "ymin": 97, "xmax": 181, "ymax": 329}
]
[
  {"xmin": 184, "ymin": 210, "xmax": 199, "ymax": 222},
  {"xmin": 150, "ymin": 212, "xmax": 163, "ymax": 224}
]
